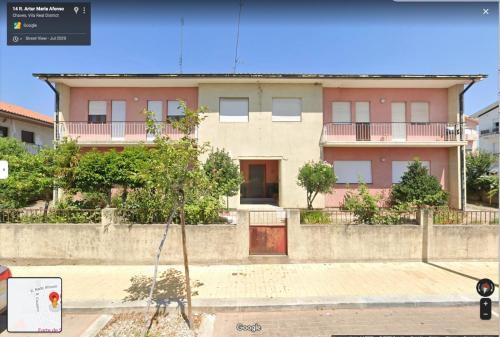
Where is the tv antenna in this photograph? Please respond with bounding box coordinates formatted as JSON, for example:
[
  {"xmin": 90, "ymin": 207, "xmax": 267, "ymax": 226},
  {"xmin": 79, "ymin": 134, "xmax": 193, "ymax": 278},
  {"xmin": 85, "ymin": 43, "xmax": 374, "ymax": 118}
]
[
  {"xmin": 233, "ymin": 0, "xmax": 243, "ymax": 73},
  {"xmin": 179, "ymin": 17, "xmax": 184, "ymax": 74}
]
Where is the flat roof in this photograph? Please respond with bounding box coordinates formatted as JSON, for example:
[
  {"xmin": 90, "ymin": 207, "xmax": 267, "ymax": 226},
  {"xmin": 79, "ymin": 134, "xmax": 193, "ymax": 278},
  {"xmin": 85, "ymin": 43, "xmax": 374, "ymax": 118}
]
[{"xmin": 33, "ymin": 73, "xmax": 486, "ymax": 89}]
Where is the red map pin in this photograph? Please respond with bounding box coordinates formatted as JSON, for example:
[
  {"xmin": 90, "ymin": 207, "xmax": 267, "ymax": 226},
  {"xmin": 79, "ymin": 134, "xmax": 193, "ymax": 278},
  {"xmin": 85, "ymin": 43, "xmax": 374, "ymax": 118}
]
[{"xmin": 49, "ymin": 292, "xmax": 59, "ymax": 308}]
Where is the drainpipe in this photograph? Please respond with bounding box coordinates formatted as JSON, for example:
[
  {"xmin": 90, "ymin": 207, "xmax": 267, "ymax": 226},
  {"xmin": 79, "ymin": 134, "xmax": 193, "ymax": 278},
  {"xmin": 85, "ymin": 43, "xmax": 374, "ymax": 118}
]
[
  {"xmin": 459, "ymin": 80, "xmax": 476, "ymax": 210},
  {"xmin": 43, "ymin": 79, "xmax": 60, "ymax": 203}
]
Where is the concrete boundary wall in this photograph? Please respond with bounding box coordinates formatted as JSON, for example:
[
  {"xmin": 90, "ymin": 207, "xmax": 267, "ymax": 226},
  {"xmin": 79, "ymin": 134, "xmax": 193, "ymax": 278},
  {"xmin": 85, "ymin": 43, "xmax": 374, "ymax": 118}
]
[{"xmin": 0, "ymin": 209, "xmax": 497, "ymax": 264}]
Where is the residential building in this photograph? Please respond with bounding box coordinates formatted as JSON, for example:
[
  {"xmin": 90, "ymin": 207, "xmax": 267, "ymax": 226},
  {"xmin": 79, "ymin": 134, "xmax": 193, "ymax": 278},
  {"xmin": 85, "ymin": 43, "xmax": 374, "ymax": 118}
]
[
  {"xmin": 464, "ymin": 116, "xmax": 479, "ymax": 153},
  {"xmin": 471, "ymin": 102, "xmax": 499, "ymax": 169},
  {"xmin": 0, "ymin": 101, "xmax": 53, "ymax": 153},
  {"xmin": 35, "ymin": 73, "xmax": 484, "ymax": 209}
]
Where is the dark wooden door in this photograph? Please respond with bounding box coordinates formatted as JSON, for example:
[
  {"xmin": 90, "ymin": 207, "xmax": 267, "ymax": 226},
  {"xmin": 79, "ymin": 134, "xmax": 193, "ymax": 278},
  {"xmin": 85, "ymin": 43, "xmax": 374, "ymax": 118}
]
[{"xmin": 248, "ymin": 165, "xmax": 266, "ymax": 198}]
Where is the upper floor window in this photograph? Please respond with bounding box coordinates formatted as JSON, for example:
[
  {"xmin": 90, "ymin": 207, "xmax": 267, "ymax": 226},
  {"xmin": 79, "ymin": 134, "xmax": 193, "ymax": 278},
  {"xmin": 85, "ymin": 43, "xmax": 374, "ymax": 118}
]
[
  {"xmin": 272, "ymin": 98, "xmax": 302, "ymax": 122},
  {"xmin": 410, "ymin": 102, "xmax": 429, "ymax": 123},
  {"xmin": 147, "ymin": 101, "xmax": 163, "ymax": 122},
  {"xmin": 0, "ymin": 126, "xmax": 7, "ymax": 137},
  {"xmin": 333, "ymin": 160, "xmax": 372, "ymax": 184},
  {"xmin": 332, "ymin": 102, "xmax": 351, "ymax": 123},
  {"xmin": 220, "ymin": 98, "xmax": 249, "ymax": 123},
  {"xmin": 21, "ymin": 130, "xmax": 35, "ymax": 144},
  {"xmin": 88, "ymin": 101, "xmax": 107, "ymax": 124},
  {"xmin": 167, "ymin": 100, "xmax": 185, "ymax": 121}
]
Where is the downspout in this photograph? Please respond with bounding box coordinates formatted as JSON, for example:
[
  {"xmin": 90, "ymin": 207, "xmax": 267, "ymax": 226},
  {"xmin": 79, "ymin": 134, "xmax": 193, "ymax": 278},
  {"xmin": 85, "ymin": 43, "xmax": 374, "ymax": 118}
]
[
  {"xmin": 43, "ymin": 79, "xmax": 60, "ymax": 204},
  {"xmin": 459, "ymin": 80, "xmax": 476, "ymax": 210}
]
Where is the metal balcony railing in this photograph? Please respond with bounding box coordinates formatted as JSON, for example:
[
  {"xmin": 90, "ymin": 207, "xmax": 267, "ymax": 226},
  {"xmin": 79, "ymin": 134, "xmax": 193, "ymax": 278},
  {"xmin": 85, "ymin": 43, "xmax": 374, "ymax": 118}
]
[
  {"xmin": 58, "ymin": 121, "xmax": 196, "ymax": 143},
  {"xmin": 322, "ymin": 122, "xmax": 461, "ymax": 143}
]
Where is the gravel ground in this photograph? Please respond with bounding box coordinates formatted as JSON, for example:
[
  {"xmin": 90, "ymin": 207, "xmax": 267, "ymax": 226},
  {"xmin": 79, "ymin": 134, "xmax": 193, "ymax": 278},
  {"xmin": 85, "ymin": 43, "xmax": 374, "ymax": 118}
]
[{"xmin": 96, "ymin": 311, "xmax": 201, "ymax": 337}]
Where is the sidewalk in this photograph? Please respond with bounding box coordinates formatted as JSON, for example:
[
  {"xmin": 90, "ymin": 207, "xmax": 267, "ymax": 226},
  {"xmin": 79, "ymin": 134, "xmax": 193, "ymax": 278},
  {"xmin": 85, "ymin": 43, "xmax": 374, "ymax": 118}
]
[{"xmin": 8, "ymin": 262, "xmax": 498, "ymax": 310}]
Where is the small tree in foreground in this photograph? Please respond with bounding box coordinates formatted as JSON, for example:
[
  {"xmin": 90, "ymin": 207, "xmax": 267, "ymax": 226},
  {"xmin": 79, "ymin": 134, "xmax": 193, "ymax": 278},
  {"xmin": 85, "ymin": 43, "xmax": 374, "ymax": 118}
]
[
  {"xmin": 297, "ymin": 161, "xmax": 336, "ymax": 210},
  {"xmin": 204, "ymin": 148, "xmax": 243, "ymax": 209},
  {"xmin": 391, "ymin": 160, "xmax": 448, "ymax": 207},
  {"xmin": 466, "ymin": 151, "xmax": 496, "ymax": 194}
]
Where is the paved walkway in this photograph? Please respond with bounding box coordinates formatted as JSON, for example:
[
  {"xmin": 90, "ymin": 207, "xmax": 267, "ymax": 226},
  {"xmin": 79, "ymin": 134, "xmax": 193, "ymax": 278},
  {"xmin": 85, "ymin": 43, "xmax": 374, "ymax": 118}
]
[
  {"xmin": 213, "ymin": 306, "xmax": 500, "ymax": 336},
  {"xmin": 7, "ymin": 262, "xmax": 498, "ymax": 309}
]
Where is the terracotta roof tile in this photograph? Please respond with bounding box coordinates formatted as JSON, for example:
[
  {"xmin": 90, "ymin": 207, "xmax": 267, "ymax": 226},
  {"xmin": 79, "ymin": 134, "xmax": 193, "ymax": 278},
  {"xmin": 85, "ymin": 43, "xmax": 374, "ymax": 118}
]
[{"xmin": 0, "ymin": 102, "xmax": 53, "ymax": 125}]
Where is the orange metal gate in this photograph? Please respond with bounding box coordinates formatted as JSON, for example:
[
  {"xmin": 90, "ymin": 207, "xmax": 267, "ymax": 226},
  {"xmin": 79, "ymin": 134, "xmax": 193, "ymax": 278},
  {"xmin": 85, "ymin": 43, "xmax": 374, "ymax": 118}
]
[{"xmin": 249, "ymin": 211, "xmax": 287, "ymax": 255}]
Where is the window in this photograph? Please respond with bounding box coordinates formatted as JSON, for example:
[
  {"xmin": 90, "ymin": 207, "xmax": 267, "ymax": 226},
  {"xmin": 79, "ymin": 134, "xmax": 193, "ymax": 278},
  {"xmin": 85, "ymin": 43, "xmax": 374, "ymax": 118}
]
[
  {"xmin": 410, "ymin": 102, "xmax": 429, "ymax": 123},
  {"xmin": 355, "ymin": 102, "xmax": 370, "ymax": 122},
  {"xmin": 333, "ymin": 160, "xmax": 372, "ymax": 183},
  {"xmin": 167, "ymin": 100, "xmax": 185, "ymax": 120},
  {"xmin": 88, "ymin": 101, "xmax": 107, "ymax": 123},
  {"xmin": 21, "ymin": 130, "xmax": 35, "ymax": 144},
  {"xmin": 392, "ymin": 161, "xmax": 430, "ymax": 183},
  {"xmin": 147, "ymin": 101, "xmax": 163, "ymax": 121},
  {"xmin": 332, "ymin": 102, "xmax": 351, "ymax": 123},
  {"xmin": 272, "ymin": 98, "xmax": 302, "ymax": 122},
  {"xmin": 0, "ymin": 126, "xmax": 7, "ymax": 137},
  {"xmin": 220, "ymin": 98, "xmax": 249, "ymax": 122}
]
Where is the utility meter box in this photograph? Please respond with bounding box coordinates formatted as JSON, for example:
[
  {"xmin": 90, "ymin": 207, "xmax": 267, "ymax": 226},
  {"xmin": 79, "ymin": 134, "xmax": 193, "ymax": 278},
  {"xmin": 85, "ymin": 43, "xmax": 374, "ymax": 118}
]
[{"xmin": 0, "ymin": 160, "xmax": 8, "ymax": 179}]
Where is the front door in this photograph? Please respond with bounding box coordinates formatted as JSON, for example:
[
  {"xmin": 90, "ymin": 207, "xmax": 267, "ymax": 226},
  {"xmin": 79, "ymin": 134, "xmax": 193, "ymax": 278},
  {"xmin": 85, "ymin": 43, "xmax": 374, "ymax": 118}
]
[
  {"xmin": 248, "ymin": 164, "xmax": 266, "ymax": 198},
  {"xmin": 112, "ymin": 101, "xmax": 126, "ymax": 140},
  {"xmin": 391, "ymin": 102, "xmax": 406, "ymax": 141}
]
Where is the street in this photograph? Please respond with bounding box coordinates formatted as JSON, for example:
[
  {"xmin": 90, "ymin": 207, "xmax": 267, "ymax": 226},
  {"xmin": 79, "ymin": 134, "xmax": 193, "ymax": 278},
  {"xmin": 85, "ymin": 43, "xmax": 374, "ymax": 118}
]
[{"xmin": 213, "ymin": 305, "xmax": 500, "ymax": 336}]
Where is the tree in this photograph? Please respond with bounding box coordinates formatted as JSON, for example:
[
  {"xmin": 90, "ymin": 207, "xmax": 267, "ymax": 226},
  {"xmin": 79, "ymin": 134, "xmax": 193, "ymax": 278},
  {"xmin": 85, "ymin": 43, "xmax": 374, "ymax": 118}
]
[
  {"xmin": 466, "ymin": 151, "xmax": 496, "ymax": 194},
  {"xmin": 343, "ymin": 181, "xmax": 381, "ymax": 224},
  {"xmin": 391, "ymin": 160, "xmax": 448, "ymax": 207},
  {"xmin": 141, "ymin": 101, "xmax": 208, "ymax": 335},
  {"xmin": 297, "ymin": 161, "xmax": 336, "ymax": 210},
  {"xmin": 204, "ymin": 148, "xmax": 243, "ymax": 209}
]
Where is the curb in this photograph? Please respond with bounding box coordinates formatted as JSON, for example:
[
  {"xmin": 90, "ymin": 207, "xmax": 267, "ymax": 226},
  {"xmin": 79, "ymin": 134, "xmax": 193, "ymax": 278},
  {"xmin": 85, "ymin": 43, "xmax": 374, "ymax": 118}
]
[
  {"xmin": 80, "ymin": 314, "xmax": 113, "ymax": 337},
  {"xmin": 62, "ymin": 295, "xmax": 498, "ymax": 313}
]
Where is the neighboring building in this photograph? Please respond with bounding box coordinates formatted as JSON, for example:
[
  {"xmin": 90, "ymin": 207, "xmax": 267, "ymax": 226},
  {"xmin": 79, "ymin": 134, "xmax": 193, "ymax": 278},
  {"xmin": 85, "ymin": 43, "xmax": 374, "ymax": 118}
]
[
  {"xmin": 0, "ymin": 101, "xmax": 53, "ymax": 152},
  {"xmin": 35, "ymin": 73, "xmax": 484, "ymax": 209},
  {"xmin": 471, "ymin": 102, "xmax": 499, "ymax": 162},
  {"xmin": 464, "ymin": 116, "xmax": 479, "ymax": 153}
]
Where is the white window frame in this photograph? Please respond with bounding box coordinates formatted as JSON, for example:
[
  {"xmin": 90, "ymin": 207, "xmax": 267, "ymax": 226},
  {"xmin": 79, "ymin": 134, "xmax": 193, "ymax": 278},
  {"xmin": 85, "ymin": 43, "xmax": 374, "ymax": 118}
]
[
  {"xmin": 167, "ymin": 100, "xmax": 185, "ymax": 118},
  {"xmin": 272, "ymin": 98, "xmax": 302, "ymax": 122},
  {"xmin": 392, "ymin": 160, "xmax": 430, "ymax": 184},
  {"xmin": 355, "ymin": 101, "xmax": 370, "ymax": 122},
  {"xmin": 410, "ymin": 102, "xmax": 430, "ymax": 123},
  {"xmin": 219, "ymin": 98, "xmax": 249, "ymax": 123},
  {"xmin": 332, "ymin": 102, "xmax": 352, "ymax": 124},
  {"xmin": 333, "ymin": 160, "xmax": 372, "ymax": 184}
]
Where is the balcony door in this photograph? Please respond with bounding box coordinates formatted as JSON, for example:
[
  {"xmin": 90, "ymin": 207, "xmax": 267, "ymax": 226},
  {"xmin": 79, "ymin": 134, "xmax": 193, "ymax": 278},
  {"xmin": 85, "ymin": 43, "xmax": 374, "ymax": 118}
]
[
  {"xmin": 391, "ymin": 102, "xmax": 406, "ymax": 141},
  {"xmin": 147, "ymin": 101, "xmax": 163, "ymax": 141},
  {"xmin": 112, "ymin": 101, "xmax": 126, "ymax": 140},
  {"xmin": 355, "ymin": 102, "xmax": 370, "ymax": 141}
]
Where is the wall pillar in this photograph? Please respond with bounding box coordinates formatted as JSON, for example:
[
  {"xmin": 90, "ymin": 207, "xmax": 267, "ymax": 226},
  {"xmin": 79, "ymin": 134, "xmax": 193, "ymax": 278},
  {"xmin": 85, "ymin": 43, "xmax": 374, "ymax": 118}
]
[
  {"xmin": 237, "ymin": 210, "xmax": 250, "ymax": 258},
  {"xmin": 421, "ymin": 208, "xmax": 434, "ymax": 262}
]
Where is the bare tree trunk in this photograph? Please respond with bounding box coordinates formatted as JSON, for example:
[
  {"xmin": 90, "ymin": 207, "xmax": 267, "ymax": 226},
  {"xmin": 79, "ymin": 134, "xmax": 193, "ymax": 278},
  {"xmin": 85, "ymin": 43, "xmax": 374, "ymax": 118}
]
[
  {"xmin": 142, "ymin": 202, "xmax": 178, "ymax": 337},
  {"xmin": 180, "ymin": 196, "xmax": 193, "ymax": 329}
]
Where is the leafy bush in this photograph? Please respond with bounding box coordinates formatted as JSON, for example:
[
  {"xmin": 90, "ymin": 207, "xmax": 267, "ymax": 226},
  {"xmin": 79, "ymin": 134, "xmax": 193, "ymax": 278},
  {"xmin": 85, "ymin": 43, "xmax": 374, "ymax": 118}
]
[
  {"xmin": 297, "ymin": 161, "xmax": 337, "ymax": 210},
  {"xmin": 466, "ymin": 151, "xmax": 496, "ymax": 194},
  {"xmin": 343, "ymin": 182, "xmax": 381, "ymax": 224},
  {"xmin": 391, "ymin": 160, "xmax": 448, "ymax": 207},
  {"xmin": 300, "ymin": 210, "xmax": 332, "ymax": 224},
  {"xmin": 183, "ymin": 195, "xmax": 224, "ymax": 224}
]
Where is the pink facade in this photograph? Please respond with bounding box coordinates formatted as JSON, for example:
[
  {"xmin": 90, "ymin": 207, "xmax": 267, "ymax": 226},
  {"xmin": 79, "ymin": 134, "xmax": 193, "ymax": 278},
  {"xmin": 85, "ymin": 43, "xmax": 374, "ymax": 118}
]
[
  {"xmin": 322, "ymin": 88, "xmax": 449, "ymax": 124},
  {"xmin": 66, "ymin": 87, "xmax": 198, "ymax": 143},
  {"xmin": 323, "ymin": 147, "xmax": 449, "ymax": 207}
]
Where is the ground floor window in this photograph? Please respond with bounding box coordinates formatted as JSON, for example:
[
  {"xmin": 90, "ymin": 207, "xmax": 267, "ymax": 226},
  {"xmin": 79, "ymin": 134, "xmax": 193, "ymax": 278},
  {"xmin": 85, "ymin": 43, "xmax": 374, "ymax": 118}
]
[
  {"xmin": 392, "ymin": 160, "xmax": 430, "ymax": 183},
  {"xmin": 0, "ymin": 126, "xmax": 7, "ymax": 137},
  {"xmin": 333, "ymin": 160, "xmax": 372, "ymax": 184},
  {"xmin": 21, "ymin": 130, "xmax": 35, "ymax": 144}
]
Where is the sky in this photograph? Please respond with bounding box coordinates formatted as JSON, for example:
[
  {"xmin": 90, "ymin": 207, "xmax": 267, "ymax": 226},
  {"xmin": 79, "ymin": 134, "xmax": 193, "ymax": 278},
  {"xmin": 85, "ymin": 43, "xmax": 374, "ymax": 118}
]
[{"xmin": 0, "ymin": 0, "xmax": 497, "ymax": 117}]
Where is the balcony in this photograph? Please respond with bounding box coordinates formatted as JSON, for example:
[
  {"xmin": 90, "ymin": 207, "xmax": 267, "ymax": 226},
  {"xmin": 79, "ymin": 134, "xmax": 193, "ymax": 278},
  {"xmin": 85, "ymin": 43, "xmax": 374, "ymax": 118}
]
[
  {"xmin": 480, "ymin": 128, "xmax": 499, "ymax": 136},
  {"xmin": 321, "ymin": 122, "xmax": 465, "ymax": 147},
  {"xmin": 58, "ymin": 121, "xmax": 195, "ymax": 145}
]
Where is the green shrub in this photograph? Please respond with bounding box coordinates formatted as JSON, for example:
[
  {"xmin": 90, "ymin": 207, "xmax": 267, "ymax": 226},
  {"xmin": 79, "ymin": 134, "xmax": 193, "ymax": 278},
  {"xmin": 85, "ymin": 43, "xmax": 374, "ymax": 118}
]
[
  {"xmin": 391, "ymin": 160, "xmax": 448, "ymax": 207},
  {"xmin": 182, "ymin": 195, "xmax": 224, "ymax": 224},
  {"xmin": 297, "ymin": 161, "xmax": 337, "ymax": 210},
  {"xmin": 466, "ymin": 151, "xmax": 496, "ymax": 194},
  {"xmin": 343, "ymin": 182, "xmax": 381, "ymax": 224},
  {"xmin": 300, "ymin": 210, "xmax": 332, "ymax": 224}
]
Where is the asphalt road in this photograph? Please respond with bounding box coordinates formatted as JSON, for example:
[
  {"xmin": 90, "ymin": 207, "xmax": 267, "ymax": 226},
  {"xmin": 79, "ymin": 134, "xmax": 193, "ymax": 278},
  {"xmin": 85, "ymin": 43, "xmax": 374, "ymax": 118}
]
[
  {"xmin": 213, "ymin": 305, "xmax": 500, "ymax": 336},
  {"xmin": 0, "ymin": 313, "xmax": 105, "ymax": 337}
]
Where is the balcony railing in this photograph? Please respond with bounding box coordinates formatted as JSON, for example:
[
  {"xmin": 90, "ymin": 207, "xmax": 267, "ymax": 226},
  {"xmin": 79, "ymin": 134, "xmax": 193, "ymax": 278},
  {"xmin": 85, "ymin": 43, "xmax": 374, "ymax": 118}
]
[
  {"xmin": 322, "ymin": 122, "xmax": 461, "ymax": 143},
  {"xmin": 480, "ymin": 128, "xmax": 499, "ymax": 136},
  {"xmin": 58, "ymin": 121, "xmax": 195, "ymax": 143}
]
